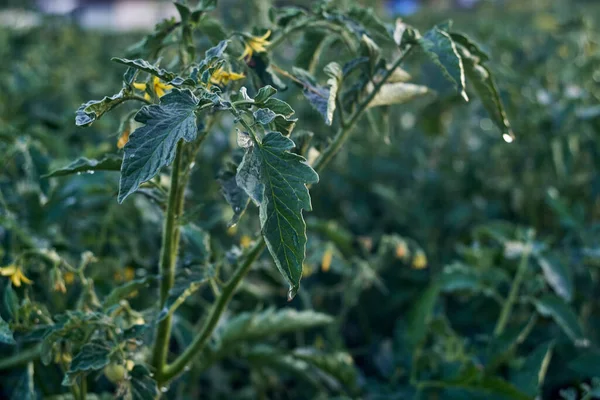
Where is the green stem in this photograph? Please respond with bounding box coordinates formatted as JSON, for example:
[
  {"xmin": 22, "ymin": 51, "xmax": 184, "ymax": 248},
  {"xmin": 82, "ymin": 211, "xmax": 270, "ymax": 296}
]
[
  {"xmin": 0, "ymin": 345, "xmax": 41, "ymax": 370},
  {"xmin": 160, "ymin": 240, "xmax": 266, "ymax": 383},
  {"xmin": 493, "ymin": 238, "xmax": 533, "ymax": 337},
  {"xmin": 159, "ymin": 46, "xmax": 415, "ymax": 385},
  {"xmin": 151, "ymin": 141, "xmax": 185, "ymax": 377}
]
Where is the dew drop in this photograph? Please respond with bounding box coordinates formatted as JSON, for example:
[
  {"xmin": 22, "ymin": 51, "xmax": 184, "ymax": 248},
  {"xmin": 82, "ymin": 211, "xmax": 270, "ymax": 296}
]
[
  {"xmin": 161, "ymin": 386, "xmax": 169, "ymax": 393},
  {"xmin": 87, "ymin": 170, "xmax": 95, "ymax": 174},
  {"xmin": 76, "ymin": 172, "xmax": 82, "ymax": 175},
  {"xmin": 189, "ymin": 162, "xmax": 195, "ymax": 169},
  {"xmin": 184, "ymin": 365, "xmax": 191, "ymax": 372},
  {"xmin": 502, "ymin": 133, "xmax": 515, "ymax": 143}
]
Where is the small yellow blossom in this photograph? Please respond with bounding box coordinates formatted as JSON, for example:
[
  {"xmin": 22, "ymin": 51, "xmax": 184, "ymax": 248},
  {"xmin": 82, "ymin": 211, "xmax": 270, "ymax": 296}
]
[
  {"xmin": 321, "ymin": 248, "xmax": 333, "ymax": 272},
  {"xmin": 117, "ymin": 127, "xmax": 130, "ymax": 149},
  {"xmin": 0, "ymin": 264, "xmax": 33, "ymax": 287},
  {"xmin": 124, "ymin": 266, "xmax": 136, "ymax": 281},
  {"xmin": 211, "ymin": 67, "xmax": 245, "ymax": 86},
  {"xmin": 64, "ymin": 271, "xmax": 75, "ymax": 285},
  {"xmin": 240, "ymin": 235, "xmax": 252, "ymax": 249},
  {"xmin": 133, "ymin": 76, "xmax": 173, "ymax": 100},
  {"xmin": 239, "ymin": 30, "xmax": 271, "ymax": 60},
  {"xmin": 395, "ymin": 240, "xmax": 409, "ymax": 260},
  {"xmin": 412, "ymin": 250, "xmax": 427, "ymax": 270}
]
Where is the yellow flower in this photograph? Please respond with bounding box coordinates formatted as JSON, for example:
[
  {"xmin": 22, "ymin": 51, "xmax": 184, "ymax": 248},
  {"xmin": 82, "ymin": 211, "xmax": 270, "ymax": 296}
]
[
  {"xmin": 240, "ymin": 235, "xmax": 252, "ymax": 249},
  {"xmin": 133, "ymin": 76, "xmax": 173, "ymax": 100},
  {"xmin": 412, "ymin": 250, "xmax": 427, "ymax": 270},
  {"xmin": 64, "ymin": 271, "xmax": 75, "ymax": 285},
  {"xmin": 50, "ymin": 267, "xmax": 66, "ymax": 293},
  {"xmin": 239, "ymin": 30, "xmax": 271, "ymax": 60},
  {"xmin": 124, "ymin": 266, "xmax": 135, "ymax": 281},
  {"xmin": 395, "ymin": 240, "xmax": 409, "ymax": 260},
  {"xmin": 321, "ymin": 247, "xmax": 333, "ymax": 272},
  {"xmin": 210, "ymin": 67, "xmax": 246, "ymax": 86},
  {"xmin": 117, "ymin": 127, "xmax": 130, "ymax": 149},
  {"xmin": 0, "ymin": 264, "xmax": 33, "ymax": 287}
]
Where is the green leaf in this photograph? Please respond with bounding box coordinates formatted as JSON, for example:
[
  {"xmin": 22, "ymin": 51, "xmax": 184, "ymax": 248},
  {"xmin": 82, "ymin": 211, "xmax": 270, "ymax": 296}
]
[
  {"xmin": 262, "ymin": 98, "xmax": 294, "ymax": 118},
  {"xmin": 324, "ymin": 62, "xmax": 342, "ymax": 126},
  {"xmin": 568, "ymin": 352, "xmax": 600, "ymax": 378},
  {"xmin": 249, "ymin": 53, "xmax": 287, "ymax": 90},
  {"xmin": 292, "ymin": 68, "xmax": 332, "ymax": 126},
  {"xmin": 119, "ymin": 88, "xmax": 199, "ymax": 202},
  {"xmin": 4, "ymin": 282, "xmax": 18, "ymax": 320},
  {"xmin": 44, "ymin": 154, "xmax": 122, "ymax": 178},
  {"xmin": 533, "ymin": 294, "xmax": 584, "ymax": 342},
  {"xmin": 348, "ymin": 7, "xmax": 394, "ymax": 43},
  {"xmin": 75, "ymin": 89, "xmax": 128, "ymax": 127},
  {"xmin": 181, "ymin": 223, "xmax": 211, "ymax": 263},
  {"xmin": 272, "ymin": 115, "xmax": 297, "ymax": 136},
  {"xmin": 112, "ymin": 58, "xmax": 177, "ymax": 83},
  {"xmin": 11, "ymin": 363, "xmax": 35, "ymax": 400},
  {"xmin": 450, "ymin": 32, "xmax": 489, "ymax": 62},
  {"xmin": 367, "ymin": 82, "xmax": 429, "ymax": 108},
  {"xmin": 254, "ymin": 108, "xmax": 277, "ymax": 125},
  {"xmin": 218, "ymin": 156, "xmax": 250, "ymax": 226},
  {"xmin": 118, "ymin": 365, "xmax": 160, "ymax": 400},
  {"xmin": 293, "ymin": 349, "xmax": 358, "ymax": 393},
  {"xmin": 217, "ymin": 308, "xmax": 333, "ymax": 346},
  {"xmin": 103, "ymin": 275, "xmax": 157, "ymax": 310},
  {"xmin": 406, "ymin": 282, "xmax": 440, "ymax": 348},
  {"xmin": 236, "ymin": 132, "xmax": 319, "ymax": 297},
  {"xmin": 457, "ymin": 44, "xmax": 514, "ymax": 141},
  {"xmin": 254, "ymin": 85, "xmax": 277, "ymax": 103},
  {"xmin": 417, "ymin": 27, "xmax": 468, "ymax": 102},
  {"xmin": 511, "ymin": 341, "xmax": 553, "ymax": 397},
  {"xmin": 63, "ymin": 341, "xmax": 111, "ymax": 386},
  {"xmin": 0, "ymin": 314, "xmax": 15, "ymax": 345},
  {"xmin": 535, "ymin": 254, "xmax": 573, "ymax": 302}
]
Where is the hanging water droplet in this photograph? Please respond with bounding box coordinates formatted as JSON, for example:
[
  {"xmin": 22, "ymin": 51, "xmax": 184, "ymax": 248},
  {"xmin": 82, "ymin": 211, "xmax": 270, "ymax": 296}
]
[
  {"xmin": 287, "ymin": 286, "xmax": 298, "ymax": 301},
  {"xmin": 234, "ymin": 207, "xmax": 241, "ymax": 212},
  {"xmin": 228, "ymin": 222, "xmax": 237, "ymax": 229},
  {"xmin": 161, "ymin": 386, "xmax": 169, "ymax": 393},
  {"xmin": 184, "ymin": 365, "xmax": 191, "ymax": 372},
  {"xmin": 502, "ymin": 133, "xmax": 515, "ymax": 143},
  {"xmin": 189, "ymin": 162, "xmax": 195, "ymax": 169}
]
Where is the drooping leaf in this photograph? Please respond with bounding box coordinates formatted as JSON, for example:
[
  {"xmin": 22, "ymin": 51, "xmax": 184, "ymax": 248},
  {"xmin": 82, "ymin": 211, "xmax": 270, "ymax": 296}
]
[
  {"xmin": 44, "ymin": 154, "xmax": 122, "ymax": 178},
  {"xmin": 254, "ymin": 108, "xmax": 278, "ymax": 125},
  {"xmin": 292, "ymin": 68, "xmax": 333, "ymax": 126},
  {"xmin": 249, "ymin": 53, "xmax": 287, "ymax": 90},
  {"xmin": 533, "ymin": 294, "xmax": 584, "ymax": 342},
  {"xmin": 417, "ymin": 27, "xmax": 468, "ymax": 101},
  {"xmin": 218, "ymin": 155, "xmax": 250, "ymax": 226},
  {"xmin": 535, "ymin": 254, "xmax": 573, "ymax": 302},
  {"xmin": 254, "ymin": 85, "xmax": 277, "ymax": 103},
  {"xmin": 0, "ymin": 314, "xmax": 15, "ymax": 345},
  {"xmin": 456, "ymin": 44, "xmax": 514, "ymax": 140},
  {"xmin": 324, "ymin": 62, "xmax": 342, "ymax": 126},
  {"xmin": 510, "ymin": 341, "xmax": 553, "ymax": 397},
  {"xmin": 119, "ymin": 88, "xmax": 199, "ymax": 202},
  {"xmin": 75, "ymin": 90, "xmax": 129, "ymax": 127},
  {"xmin": 236, "ymin": 132, "xmax": 319, "ymax": 297},
  {"xmin": 112, "ymin": 58, "xmax": 177, "ymax": 83},
  {"xmin": 367, "ymin": 82, "xmax": 429, "ymax": 108},
  {"xmin": 217, "ymin": 308, "xmax": 333, "ymax": 346},
  {"xmin": 63, "ymin": 341, "xmax": 112, "ymax": 386}
]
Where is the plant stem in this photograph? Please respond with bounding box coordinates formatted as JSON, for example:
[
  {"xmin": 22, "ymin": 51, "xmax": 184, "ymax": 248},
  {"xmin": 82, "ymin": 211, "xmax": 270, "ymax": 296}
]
[
  {"xmin": 0, "ymin": 345, "xmax": 41, "ymax": 370},
  {"xmin": 159, "ymin": 47, "xmax": 415, "ymax": 385},
  {"xmin": 151, "ymin": 140, "xmax": 185, "ymax": 377},
  {"xmin": 160, "ymin": 239, "xmax": 266, "ymax": 383},
  {"xmin": 494, "ymin": 237, "xmax": 533, "ymax": 337}
]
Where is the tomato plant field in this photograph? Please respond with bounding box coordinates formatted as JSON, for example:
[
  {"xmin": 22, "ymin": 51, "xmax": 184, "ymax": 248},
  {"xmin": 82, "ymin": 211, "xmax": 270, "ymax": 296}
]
[{"xmin": 1, "ymin": 0, "xmax": 599, "ymax": 399}]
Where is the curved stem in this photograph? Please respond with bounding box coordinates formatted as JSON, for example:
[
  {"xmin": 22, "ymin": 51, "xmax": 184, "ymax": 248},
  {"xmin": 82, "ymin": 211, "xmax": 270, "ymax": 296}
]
[
  {"xmin": 151, "ymin": 141, "xmax": 185, "ymax": 377},
  {"xmin": 160, "ymin": 240, "xmax": 266, "ymax": 383}
]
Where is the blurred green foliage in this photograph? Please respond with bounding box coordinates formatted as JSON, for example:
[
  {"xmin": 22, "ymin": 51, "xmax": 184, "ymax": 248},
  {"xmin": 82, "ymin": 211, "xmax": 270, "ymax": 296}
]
[{"xmin": 0, "ymin": 0, "xmax": 600, "ymax": 399}]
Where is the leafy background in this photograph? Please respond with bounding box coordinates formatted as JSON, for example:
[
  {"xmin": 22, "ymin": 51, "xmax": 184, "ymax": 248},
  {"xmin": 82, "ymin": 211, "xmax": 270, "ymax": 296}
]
[{"xmin": 1, "ymin": 0, "xmax": 600, "ymax": 398}]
